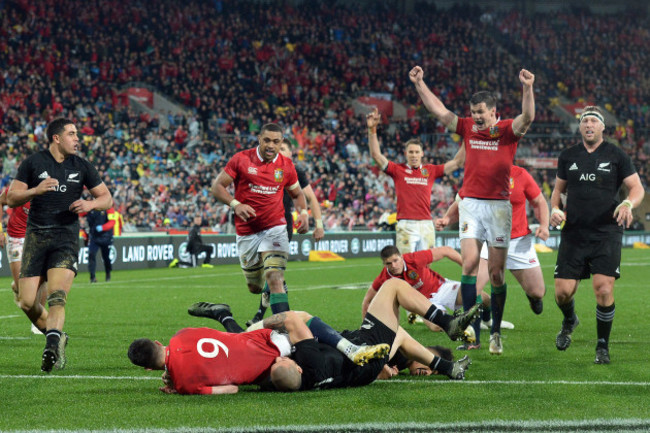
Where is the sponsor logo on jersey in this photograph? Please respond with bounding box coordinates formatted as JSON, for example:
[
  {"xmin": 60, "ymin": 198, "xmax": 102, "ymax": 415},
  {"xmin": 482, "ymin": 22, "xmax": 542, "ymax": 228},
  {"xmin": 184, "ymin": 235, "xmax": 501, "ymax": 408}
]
[
  {"xmin": 404, "ymin": 177, "xmax": 428, "ymax": 186},
  {"xmin": 248, "ymin": 167, "xmax": 258, "ymax": 175},
  {"xmin": 421, "ymin": 168, "xmax": 429, "ymax": 178},
  {"xmin": 66, "ymin": 171, "xmax": 81, "ymax": 183},
  {"xmin": 407, "ymin": 270, "xmax": 419, "ymax": 281},
  {"xmin": 597, "ymin": 162, "xmax": 611, "ymax": 172},
  {"xmin": 468, "ymin": 139, "xmax": 498, "ymax": 151},
  {"xmin": 274, "ymin": 168, "xmax": 284, "ymax": 183},
  {"xmin": 38, "ymin": 171, "xmax": 49, "ymax": 179},
  {"xmin": 579, "ymin": 173, "xmax": 596, "ymax": 181},
  {"xmin": 569, "ymin": 163, "xmax": 578, "ymax": 171},
  {"xmin": 489, "ymin": 126, "xmax": 500, "ymax": 138},
  {"xmin": 361, "ymin": 317, "xmax": 375, "ymax": 330}
]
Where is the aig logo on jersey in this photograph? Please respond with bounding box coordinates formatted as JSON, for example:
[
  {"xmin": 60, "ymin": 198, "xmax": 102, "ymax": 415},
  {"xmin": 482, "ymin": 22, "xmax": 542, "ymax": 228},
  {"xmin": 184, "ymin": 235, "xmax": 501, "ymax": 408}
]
[
  {"xmin": 66, "ymin": 170, "xmax": 81, "ymax": 183},
  {"xmin": 580, "ymin": 173, "xmax": 596, "ymax": 181},
  {"xmin": 274, "ymin": 168, "xmax": 284, "ymax": 183}
]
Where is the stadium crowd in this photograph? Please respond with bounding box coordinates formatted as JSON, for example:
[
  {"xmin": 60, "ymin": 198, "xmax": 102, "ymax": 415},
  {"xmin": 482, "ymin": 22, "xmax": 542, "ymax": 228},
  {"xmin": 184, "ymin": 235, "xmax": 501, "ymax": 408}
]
[{"xmin": 1, "ymin": 0, "xmax": 648, "ymax": 232}]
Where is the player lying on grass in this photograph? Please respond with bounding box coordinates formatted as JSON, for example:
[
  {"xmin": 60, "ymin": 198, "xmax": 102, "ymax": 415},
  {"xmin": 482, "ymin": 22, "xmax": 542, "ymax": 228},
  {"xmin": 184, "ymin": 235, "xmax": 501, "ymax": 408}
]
[{"xmin": 189, "ymin": 278, "xmax": 480, "ymax": 391}]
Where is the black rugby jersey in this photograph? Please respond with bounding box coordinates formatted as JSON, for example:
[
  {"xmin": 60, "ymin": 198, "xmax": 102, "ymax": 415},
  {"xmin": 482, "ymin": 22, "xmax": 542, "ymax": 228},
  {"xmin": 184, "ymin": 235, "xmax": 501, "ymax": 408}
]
[
  {"xmin": 556, "ymin": 141, "xmax": 636, "ymax": 238},
  {"xmin": 15, "ymin": 150, "xmax": 103, "ymax": 229}
]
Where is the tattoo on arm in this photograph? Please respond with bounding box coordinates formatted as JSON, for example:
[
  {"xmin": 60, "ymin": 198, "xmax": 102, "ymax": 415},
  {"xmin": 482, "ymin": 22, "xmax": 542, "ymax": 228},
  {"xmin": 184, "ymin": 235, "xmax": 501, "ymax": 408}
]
[{"xmin": 263, "ymin": 313, "xmax": 288, "ymax": 333}]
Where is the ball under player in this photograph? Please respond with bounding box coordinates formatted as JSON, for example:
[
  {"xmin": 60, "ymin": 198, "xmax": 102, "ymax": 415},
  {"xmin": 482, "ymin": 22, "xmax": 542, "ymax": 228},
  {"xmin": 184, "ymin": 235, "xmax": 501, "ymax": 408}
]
[
  {"xmin": 211, "ymin": 123, "xmax": 309, "ymax": 315},
  {"xmin": 550, "ymin": 106, "xmax": 644, "ymax": 364},
  {"xmin": 409, "ymin": 65, "xmax": 536, "ymax": 357}
]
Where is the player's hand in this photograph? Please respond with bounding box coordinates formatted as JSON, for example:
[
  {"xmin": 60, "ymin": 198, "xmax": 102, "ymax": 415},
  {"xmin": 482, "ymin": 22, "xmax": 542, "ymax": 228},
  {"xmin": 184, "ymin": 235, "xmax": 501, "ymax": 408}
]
[
  {"xmin": 0, "ymin": 232, "xmax": 6, "ymax": 248},
  {"xmin": 366, "ymin": 108, "xmax": 381, "ymax": 130},
  {"xmin": 36, "ymin": 177, "xmax": 59, "ymax": 195},
  {"xmin": 535, "ymin": 224, "xmax": 549, "ymax": 241},
  {"xmin": 376, "ymin": 364, "xmax": 399, "ymax": 380},
  {"xmin": 519, "ymin": 69, "xmax": 535, "ymax": 87},
  {"xmin": 233, "ymin": 203, "xmax": 256, "ymax": 222},
  {"xmin": 435, "ymin": 217, "xmax": 449, "ymax": 231},
  {"xmin": 312, "ymin": 227, "xmax": 325, "ymax": 241},
  {"xmin": 158, "ymin": 385, "xmax": 178, "ymax": 394},
  {"xmin": 69, "ymin": 199, "xmax": 95, "ymax": 214},
  {"xmin": 409, "ymin": 66, "xmax": 424, "ymax": 84},
  {"xmin": 550, "ymin": 208, "xmax": 565, "ymax": 228},
  {"xmin": 295, "ymin": 213, "xmax": 309, "ymax": 234},
  {"xmin": 613, "ymin": 200, "xmax": 633, "ymax": 228}
]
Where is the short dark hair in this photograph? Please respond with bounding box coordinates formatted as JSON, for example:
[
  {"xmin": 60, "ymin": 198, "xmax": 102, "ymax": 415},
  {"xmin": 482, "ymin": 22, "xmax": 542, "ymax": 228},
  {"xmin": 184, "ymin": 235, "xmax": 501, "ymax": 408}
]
[
  {"xmin": 260, "ymin": 123, "xmax": 283, "ymax": 135},
  {"xmin": 282, "ymin": 137, "xmax": 293, "ymax": 148},
  {"xmin": 469, "ymin": 91, "xmax": 497, "ymax": 109},
  {"xmin": 128, "ymin": 338, "xmax": 158, "ymax": 369},
  {"xmin": 380, "ymin": 245, "xmax": 401, "ymax": 260},
  {"xmin": 403, "ymin": 138, "xmax": 423, "ymax": 151},
  {"xmin": 46, "ymin": 118, "xmax": 75, "ymax": 143}
]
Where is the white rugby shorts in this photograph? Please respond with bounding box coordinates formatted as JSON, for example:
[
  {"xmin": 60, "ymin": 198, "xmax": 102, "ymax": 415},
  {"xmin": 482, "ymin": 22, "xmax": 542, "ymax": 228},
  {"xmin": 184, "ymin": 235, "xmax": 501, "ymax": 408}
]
[
  {"xmin": 428, "ymin": 279, "xmax": 461, "ymax": 312},
  {"xmin": 480, "ymin": 233, "xmax": 539, "ymax": 270},
  {"xmin": 236, "ymin": 224, "xmax": 289, "ymax": 268},
  {"xmin": 396, "ymin": 219, "xmax": 435, "ymax": 253},
  {"xmin": 6, "ymin": 236, "xmax": 25, "ymax": 263},
  {"xmin": 458, "ymin": 198, "xmax": 512, "ymax": 248}
]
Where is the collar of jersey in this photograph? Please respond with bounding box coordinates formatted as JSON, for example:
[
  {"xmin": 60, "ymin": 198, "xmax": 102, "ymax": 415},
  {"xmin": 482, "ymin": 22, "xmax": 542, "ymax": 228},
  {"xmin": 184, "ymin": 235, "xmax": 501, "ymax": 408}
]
[{"xmin": 256, "ymin": 146, "xmax": 279, "ymax": 163}]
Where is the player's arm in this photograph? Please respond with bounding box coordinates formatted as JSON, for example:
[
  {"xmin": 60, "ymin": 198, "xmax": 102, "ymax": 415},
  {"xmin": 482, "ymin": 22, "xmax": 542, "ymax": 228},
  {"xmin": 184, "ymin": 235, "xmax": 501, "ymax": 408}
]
[
  {"xmin": 211, "ymin": 170, "xmax": 256, "ymax": 221},
  {"xmin": 69, "ymin": 183, "xmax": 113, "ymax": 214},
  {"xmin": 442, "ymin": 143, "xmax": 465, "ymax": 175},
  {"xmin": 287, "ymin": 182, "xmax": 309, "ymax": 234},
  {"xmin": 435, "ymin": 198, "xmax": 459, "ymax": 231},
  {"xmin": 361, "ymin": 286, "xmax": 378, "ymax": 318},
  {"xmin": 530, "ymin": 192, "xmax": 550, "ymax": 241},
  {"xmin": 614, "ymin": 173, "xmax": 644, "ymax": 228},
  {"xmin": 303, "ymin": 184, "xmax": 324, "ymax": 241},
  {"xmin": 430, "ymin": 246, "xmax": 462, "ymax": 266},
  {"xmin": 208, "ymin": 385, "xmax": 239, "ymax": 395},
  {"xmin": 549, "ymin": 177, "xmax": 567, "ymax": 228},
  {"xmin": 409, "ymin": 66, "xmax": 458, "ymax": 131},
  {"xmin": 366, "ymin": 108, "xmax": 388, "ymax": 170},
  {"xmin": 6, "ymin": 178, "xmax": 57, "ymax": 207},
  {"xmin": 512, "ymin": 69, "xmax": 536, "ymax": 137}
]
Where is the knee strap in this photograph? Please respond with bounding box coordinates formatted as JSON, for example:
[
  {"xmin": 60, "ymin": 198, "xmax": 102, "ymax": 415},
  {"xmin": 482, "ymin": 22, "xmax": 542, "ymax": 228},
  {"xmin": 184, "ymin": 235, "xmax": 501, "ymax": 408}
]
[{"xmin": 47, "ymin": 290, "xmax": 67, "ymax": 307}]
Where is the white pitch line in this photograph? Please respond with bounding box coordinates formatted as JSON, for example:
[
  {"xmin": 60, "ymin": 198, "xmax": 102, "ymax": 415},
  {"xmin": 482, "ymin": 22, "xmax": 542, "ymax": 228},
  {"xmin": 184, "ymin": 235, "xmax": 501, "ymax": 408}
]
[
  {"xmin": 0, "ymin": 314, "xmax": 21, "ymax": 320},
  {"xmin": 0, "ymin": 374, "xmax": 648, "ymax": 387}
]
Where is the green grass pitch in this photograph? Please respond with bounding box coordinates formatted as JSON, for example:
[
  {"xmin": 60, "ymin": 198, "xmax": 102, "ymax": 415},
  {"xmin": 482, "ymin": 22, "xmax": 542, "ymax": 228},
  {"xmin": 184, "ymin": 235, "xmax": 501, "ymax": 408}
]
[{"xmin": 1, "ymin": 249, "xmax": 649, "ymax": 432}]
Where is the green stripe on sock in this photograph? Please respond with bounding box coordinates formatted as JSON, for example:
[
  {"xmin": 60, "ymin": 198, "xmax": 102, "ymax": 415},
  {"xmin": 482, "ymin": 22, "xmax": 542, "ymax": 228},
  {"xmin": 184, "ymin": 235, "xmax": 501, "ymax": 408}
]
[
  {"xmin": 491, "ymin": 283, "xmax": 507, "ymax": 294},
  {"xmin": 461, "ymin": 275, "xmax": 477, "ymax": 284},
  {"xmin": 270, "ymin": 292, "xmax": 289, "ymax": 305}
]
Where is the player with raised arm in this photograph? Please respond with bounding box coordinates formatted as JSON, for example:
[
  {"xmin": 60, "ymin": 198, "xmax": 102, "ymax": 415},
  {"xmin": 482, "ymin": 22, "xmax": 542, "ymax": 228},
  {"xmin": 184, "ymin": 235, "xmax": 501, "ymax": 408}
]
[{"xmin": 410, "ymin": 65, "xmax": 535, "ymax": 355}]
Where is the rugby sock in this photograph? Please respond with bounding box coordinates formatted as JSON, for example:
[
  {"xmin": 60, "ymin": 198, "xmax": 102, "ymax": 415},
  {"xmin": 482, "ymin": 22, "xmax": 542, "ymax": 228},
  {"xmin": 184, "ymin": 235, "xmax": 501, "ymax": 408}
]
[
  {"xmin": 490, "ymin": 283, "xmax": 507, "ymax": 334},
  {"xmin": 253, "ymin": 282, "xmax": 270, "ymax": 321},
  {"xmin": 461, "ymin": 275, "xmax": 480, "ymax": 342},
  {"xmin": 596, "ymin": 303, "xmax": 615, "ymax": 347},
  {"xmin": 424, "ymin": 305, "xmax": 451, "ymax": 329},
  {"xmin": 45, "ymin": 329, "xmax": 62, "ymax": 348},
  {"xmin": 220, "ymin": 315, "xmax": 244, "ymax": 333},
  {"xmin": 429, "ymin": 355, "xmax": 453, "ymax": 377},
  {"xmin": 270, "ymin": 292, "xmax": 290, "ymax": 314},
  {"xmin": 558, "ymin": 299, "xmax": 576, "ymax": 322},
  {"xmin": 481, "ymin": 304, "xmax": 491, "ymax": 322},
  {"xmin": 307, "ymin": 316, "xmax": 343, "ymax": 348}
]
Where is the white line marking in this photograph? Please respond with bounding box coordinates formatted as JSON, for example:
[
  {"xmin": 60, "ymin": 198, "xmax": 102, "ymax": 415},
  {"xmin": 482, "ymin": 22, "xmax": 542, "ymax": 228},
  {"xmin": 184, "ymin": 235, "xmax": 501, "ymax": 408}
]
[
  {"xmin": 0, "ymin": 314, "xmax": 21, "ymax": 320},
  {"xmin": 0, "ymin": 374, "xmax": 647, "ymax": 387},
  {"xmin": 0, "ymin": 336, "xmax": 30, "ymax": 340}
]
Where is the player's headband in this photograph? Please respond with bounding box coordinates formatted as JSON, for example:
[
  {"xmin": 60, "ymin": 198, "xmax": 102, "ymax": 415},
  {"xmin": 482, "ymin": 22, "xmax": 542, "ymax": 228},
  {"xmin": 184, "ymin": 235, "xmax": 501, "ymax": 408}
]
[{"xmin": 579, "ymin": 110, "xmax": 605, "ymax": 127}]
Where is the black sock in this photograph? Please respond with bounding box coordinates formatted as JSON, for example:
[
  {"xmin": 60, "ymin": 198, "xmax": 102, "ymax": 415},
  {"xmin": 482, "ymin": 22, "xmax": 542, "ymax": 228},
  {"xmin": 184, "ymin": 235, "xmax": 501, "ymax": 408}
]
[
  {"xmin": 429, "ymin": 355, "xmax": 453, "ymax": 376},
  {"xmin": 596, "ymin": 303, "xmax": 615, "ymax": 347},
  {"xmin": 45, "ymin": 329, "xmax": 62, "ymax": 348},
  {"xmin": 490, "ymin": 284, "xmax": 507, "ymax": 334},
  {"xmin": 221, "ymin": 316, "xmax": 244, "ymax": 333},
  {"xmin": 558, "ymin": 299, "xmax": 576, "ymax": 322},
  {"xmin": 482, "ymin": 305, "xmax": 491, "ymax": 322},
  {"xmin": 424, "ymin": 305, "xmax": 450, "ymax": 329}
]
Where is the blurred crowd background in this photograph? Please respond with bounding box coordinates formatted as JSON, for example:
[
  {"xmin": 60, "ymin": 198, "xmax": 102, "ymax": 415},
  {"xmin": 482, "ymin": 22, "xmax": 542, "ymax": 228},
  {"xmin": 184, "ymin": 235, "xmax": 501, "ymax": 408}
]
[{"xmin": 1, "ymin": 0, "xmax": 648, "ymax": 232}]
